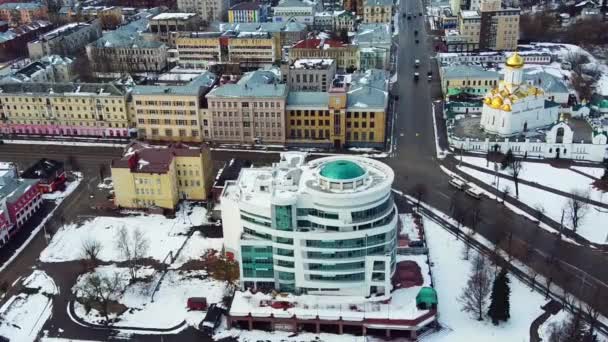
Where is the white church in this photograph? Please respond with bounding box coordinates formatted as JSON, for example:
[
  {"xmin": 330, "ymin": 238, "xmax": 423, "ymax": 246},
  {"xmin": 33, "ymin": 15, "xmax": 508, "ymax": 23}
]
[{"xmin": 480, "ymin": 52, "xmax": 560, "ymax": 136}]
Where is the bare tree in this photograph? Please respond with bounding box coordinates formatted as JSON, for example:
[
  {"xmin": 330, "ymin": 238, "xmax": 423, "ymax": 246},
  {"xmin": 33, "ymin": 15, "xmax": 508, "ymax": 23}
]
[
  {"xmin": 534, "ymin": 204, "xmax": 545, "ymax": 223},
  {"xmin": 459, "ymin": 253, "xmax": 492, "ymax": 321},
  {"xmin": 76, "ymin": 271, "xmax": 125, "ymax": 325},
  {"xmin": 509, "ymin": 160, "xmax": 523, "ymax": 198},
  {"xmin": 468, "ymin": 205, "xmax": 482, "ymax": 235},
  {"xmin": 412, "ymin": 183, "xmax": 427, "ymax": 210},
  {"xmin": 115, "ymin": 227, "xmax": 150, "ymax": 280},
  {"xmin": 81, "ymin": 237, "xmax": 103, "ymax": 263},
  {"xmin": 501, "ymin": 186, "xmax": 510, "ymax": 203},
  {"xmin": 564, "ymin": 190, "xmax": 590, "ymax": 233},
  {"xmin": 584, "ymin": 289, "xmax": 602, "ymax": 338},
  {"xmin": 461, "ymin": 230, "xmax": 473, "ymax": 260}
]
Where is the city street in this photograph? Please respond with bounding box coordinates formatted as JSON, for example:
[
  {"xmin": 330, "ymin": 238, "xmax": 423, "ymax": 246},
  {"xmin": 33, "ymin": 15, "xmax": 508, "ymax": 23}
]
[{"xmin": 0, "ymin": 1, "xmax": 607, "ymax": 339}]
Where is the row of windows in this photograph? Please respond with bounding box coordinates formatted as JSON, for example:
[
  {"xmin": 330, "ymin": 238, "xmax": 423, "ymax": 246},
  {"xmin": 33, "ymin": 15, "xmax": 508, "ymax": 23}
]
[
  {"xmin": 5, "ymin": 111, "xmax": 127, "ymax": 121},
  {"xmin": 305, "ymin": 231, "xmax": 388, "ymax": 249},
  {"xmin": 297, "ymin": 208, "xmax": 394, "ymax": 232},
  {"xmin": 137, "ymin": 118, "xmax": 198, "ymax": 125},
  {"xmin": 3, "ymin": 105, "xmax": 124, "ymax": 113},
  {"xmin": 214, "ymin": 121, "xmax": 281, "ymax": 128},
  {"xmin": 146, "ymin": 128, "xmax": 198, "ymax": 137},
  {"xmin": 137, "ymin": 110, "xmax": 197, "ymax": 115},
  {"xmin": 211, "ymin": 111, "xmax": 282, "ymax": 119},
  {"xmin": 135, "ymin": 100, "xmax": 196, "ymax": 106},
  {"xmin": 2, "ymin": 97, "xmax": 122, "ymax": 104},
  {"xmin": 296, "ymin": 208, "xmax": 339, "ymax": 219},
  {"xmin": 5, "ymin": 120, "xmax": 127, "ymax": 128}
]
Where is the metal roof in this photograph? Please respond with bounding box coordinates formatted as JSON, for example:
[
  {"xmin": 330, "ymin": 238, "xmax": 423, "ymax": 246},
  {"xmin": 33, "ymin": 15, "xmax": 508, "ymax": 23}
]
[
  {"xmin": 132, "ymin": 71, "xmax": 217, "ymax": 96},
  {"xmin": 441, "ymin": 65, "xmax": 500, "ymax": 79},
  {"xmin": 320, "ymin": 160, "xmax": 366, "ymax": 180},
  {"xmin": 287, "ymin": 91, "xmax": 329, "ymax": 106}
]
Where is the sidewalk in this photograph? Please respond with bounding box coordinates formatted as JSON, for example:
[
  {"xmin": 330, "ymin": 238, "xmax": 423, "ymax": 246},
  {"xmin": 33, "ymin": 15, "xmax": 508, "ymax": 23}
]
[{"xmin": 530, "ymin": 300, "xmax": 562, "ymax": 342}]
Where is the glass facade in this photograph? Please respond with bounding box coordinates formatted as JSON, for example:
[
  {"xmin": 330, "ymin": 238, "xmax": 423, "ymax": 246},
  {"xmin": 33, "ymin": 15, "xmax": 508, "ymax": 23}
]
[
  {"xmin": 274, "ymin": 205, "xmax": 293, "ymax": 231},
  {"xmin": 351, "ymin": 196, "xmax": 392, "ymax": 222},
  {"xmin": 241, "ymin": 245, "xmax": 274, "ymax": 278}
]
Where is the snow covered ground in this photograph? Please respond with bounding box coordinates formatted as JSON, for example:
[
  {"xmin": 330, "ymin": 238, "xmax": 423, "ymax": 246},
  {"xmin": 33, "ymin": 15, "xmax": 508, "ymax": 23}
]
[
  {"xmin": 460, "ymin": 156, "xmax": 607, "ymax": 202},
  {"xmin": 457, "ymin": 164, "xmax": 608, "ymax": 244},
  {"xmin": 72, "ymin": 266, "xmax": 226, "ymax": 329},
  {"xmin": 40, "ymin": 203, "xmax": 221, "ymax": 264},
  {"xmin": 423, "ymin": 217, "xmax": 550, "ymax": 341},
  {"xmin": 0, "ymin": 271, "xmax": 57, "ymax": 342}
]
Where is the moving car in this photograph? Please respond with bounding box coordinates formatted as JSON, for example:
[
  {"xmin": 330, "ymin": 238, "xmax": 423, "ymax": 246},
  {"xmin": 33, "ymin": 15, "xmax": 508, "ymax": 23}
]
[
  {"xmin": 414, "ymin": 59, "xmax": 420, "ymax": 67},
  {"xmin": 415, "ymin": 39, "xmax": 419, "ymax": 44},
  {"xmin": 200, "ymin": 304, "xmax": 224, "ymax": 336},
  {"xmin": 465, "ymin": 183, "xmax": 483, "ymax": 199},
  {"xmin": 448, "ymin": 178, "xmax": 466, "ymax": 190},
  {"xmin": 427, "ymin": 71, "xmax": 432, "ymax": 81},
  {"xmin": 414, "ymin": 72, "xmax": 420, "ymax": 81},
  {"xmin": 414, "ymin": 30, "xmax": 418, "ymax": 35}
]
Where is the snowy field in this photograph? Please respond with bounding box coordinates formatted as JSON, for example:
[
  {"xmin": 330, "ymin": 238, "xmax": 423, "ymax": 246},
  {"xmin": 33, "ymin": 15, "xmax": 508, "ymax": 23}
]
[
  {"xmin": 73, "ymin": 266, "xmax": 226, "ymax": 329},
  {"xmin": 0, "ymin": 270, "xmax": 57, "ymax": 342},
  {"xmin": 460, "ymin": 156, "xmax": 607, "ymax": 202},
  {"xmin": 39, "ymin": 204, "xmax": 222, "ymax": 264},
  {"xmin": 458, "ymin": 164, "xmax": 608, "ymax": 244},
  {"xmin": 423, "ymin": 217, "xmax": 550, "ymax": 341}
]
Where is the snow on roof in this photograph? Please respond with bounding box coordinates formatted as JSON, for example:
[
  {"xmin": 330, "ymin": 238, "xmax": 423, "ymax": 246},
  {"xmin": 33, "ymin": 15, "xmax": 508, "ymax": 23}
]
[
  {"xmin": 291, "ymin": 58, "xmax": 335, "ymax": 69},
  {"xmin": 151, "ymin": 12, "xmax": 197, "ymax": 20},
  {"xmin": 230, "ymin": 254, "xmax": 431, "ymax": 320},
  {"xmin": 460, "ymin": 10, "xmax": 480, "ymax": 18}
]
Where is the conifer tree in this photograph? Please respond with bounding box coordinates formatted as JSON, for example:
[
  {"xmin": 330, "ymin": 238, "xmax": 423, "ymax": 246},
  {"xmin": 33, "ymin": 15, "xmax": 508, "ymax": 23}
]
[{"xmin": 488, "ymin": 268, "xmax": 511, "ymax": 325}]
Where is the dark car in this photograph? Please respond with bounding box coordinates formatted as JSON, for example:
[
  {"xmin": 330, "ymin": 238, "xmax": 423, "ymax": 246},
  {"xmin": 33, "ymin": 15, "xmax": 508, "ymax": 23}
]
[
  {"xmin": 415, "ymin": 39, "xmax": 419, "ymax": 44},
  {"xmin": 419, "ymin": 12, "xmax": 423, "ymax": 16},
  {"xmin": 414, "ymin": 30, "xmax": 418, "ymax": 35},
  {"xmin": 200, "ymin": 304, "xmax": 224, "ymax": 336}
]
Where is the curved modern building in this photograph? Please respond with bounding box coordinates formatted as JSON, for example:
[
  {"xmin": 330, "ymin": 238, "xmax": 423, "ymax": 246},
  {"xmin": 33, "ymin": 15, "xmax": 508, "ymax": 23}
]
[{"xmin": 221, "ymin": 152, "xmax": 397, "ymax": 297}]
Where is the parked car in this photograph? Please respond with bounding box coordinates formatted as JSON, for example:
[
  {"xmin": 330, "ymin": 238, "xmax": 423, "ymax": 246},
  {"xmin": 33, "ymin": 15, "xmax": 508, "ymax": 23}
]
[
  {"xmin": 187, "ymin": 297, "xmax": 207, "ymax": 311},
  {"xmin": 200, "ymin": 304, "xmax": 224, "ymax": 336},
  {"xmin": 415, "ymin": 39, "xmax": 419, "ymax": 44},
  {"xmin": 414, "ymin": 30, "xmax": 418, "ymax": 35}
]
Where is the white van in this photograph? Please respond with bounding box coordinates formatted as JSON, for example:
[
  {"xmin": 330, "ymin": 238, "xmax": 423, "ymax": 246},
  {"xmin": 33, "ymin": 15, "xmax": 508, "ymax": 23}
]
[
  {"xmin": 465, "ymin": 183, "xmax": 483, "ymax": 199},
  {"xmin": 448, "ymin": 178, "xmax": 466, "ymax": 190}
]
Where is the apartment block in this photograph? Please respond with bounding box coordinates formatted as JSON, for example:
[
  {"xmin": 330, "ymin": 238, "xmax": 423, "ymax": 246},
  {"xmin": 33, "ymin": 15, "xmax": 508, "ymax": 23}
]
[
  {"xmin": 177, "ymin": 0, "xmax": 229, "ymax": 22},
  {"xmin": 228, "ymin": 2, "xmax": 268, "ymax": 23},
  {"xmin": 148, "ymin": 12, "xmax": 200, "ymax": 44},
  {"xmin": 286, "ymin": 69, "xmax": 388, "ymax": 149},
  {"xmin": 0, "ymin": 55, "xmax": 75, "ymax": 83},
  {"xmin": 0, "ymin": 2, "xmax": 47, "ymax": 26},
  {"xmin": 455, "ymin": 0, "xmax": 520, "ymax": 51},
  {"xmin": 176, "ymin": 31, "xmax": 280, "ymax": 68},
  {"xmin": 362, "ymin": 0, "xmax": 393, "ymax": 24},
  {"xmin": 58, "ymin": 5, "xmax": 123, "ymax": 29},
  {"xmin": 0, "ymin": 21, "xmax": 52, "ymax": 61},
  {"xmin": 27, "ymin": 20, "xmax": 102, "ymax": 59},
  {"xmin": 272, "ymin": 0, "xmax": 315, "ymax": 25},
  {"xmin": 87, "ymin": 15, "xmax": 168, "ymax": 74},
  {"xmin": 0, "ymin": 83, "xmax": 131, "ymax": 137},
  {"xmin": 204, "ymin": 70, "xmax": 288, "ymax": 144},
  {"xmin": 219, "ymin": 21, "xmax": 308, "ymax": 47},
  {"xmin": 111, "ymin": 141, "xmax": 214, "ymax": 209},
  {"xmin": 289, "ymin": 39, "xmax": 359, "ymax": 70},
  {"xmin": 132, "ymin": 72, "xmax": 217, "ymax": 143},
  {"xmin": 284, "ymin": 58, "xmax": 337, "ymax": 92}
]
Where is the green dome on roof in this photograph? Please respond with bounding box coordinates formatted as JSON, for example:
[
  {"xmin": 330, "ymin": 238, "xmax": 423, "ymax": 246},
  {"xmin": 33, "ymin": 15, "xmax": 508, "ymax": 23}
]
[
  {"xmin": 599, "ymin": 99, "xmax": 608, "ymax": 108},
  {"xmin": 320, "ymin": 160, "xmax": 366, "ymax": 180}
]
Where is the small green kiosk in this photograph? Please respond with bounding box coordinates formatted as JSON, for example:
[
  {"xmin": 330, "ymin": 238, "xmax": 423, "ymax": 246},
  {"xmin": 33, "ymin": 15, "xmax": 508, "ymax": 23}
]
[{"xmin": 416, "ymin": 287, "xmax": 438, "ymax": 310}]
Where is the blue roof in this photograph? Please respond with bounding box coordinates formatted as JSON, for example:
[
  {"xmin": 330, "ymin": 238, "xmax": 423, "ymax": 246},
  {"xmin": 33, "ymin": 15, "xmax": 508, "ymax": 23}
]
[
  {"xmin": 0, "ymin": 178, "xmax": 38, "ymax": 204},
  {"xmin": 133, "ymin": 71, "xmax": 217, "ymax": 95},
  {"xmin": 524, "ymin": 70, "xmax": 568, "ymax": 94},
  {"xmin": 207, "ymin": 83, "xmax": 288, "ymax": 98},
  {"xmin": 0, "ymin": 2, "xmax": 43, "ymax": 10},
  {"xmin": 441, "ymin": 65, "xmax": 500, "ymax": 79},
  {"xmin": 320, "ymin": 160, "xmax": 366, "ymax": 180},
  {"xmin": 287, "ymin": 91, "xmax": 328, "ymax": 106}
]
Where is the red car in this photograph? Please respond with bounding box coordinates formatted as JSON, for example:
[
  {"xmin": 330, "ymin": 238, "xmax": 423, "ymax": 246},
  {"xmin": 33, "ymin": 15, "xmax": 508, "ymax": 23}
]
[{"xmin": 187, "ymin": 297, "xmax": 208, "ymax": 311}]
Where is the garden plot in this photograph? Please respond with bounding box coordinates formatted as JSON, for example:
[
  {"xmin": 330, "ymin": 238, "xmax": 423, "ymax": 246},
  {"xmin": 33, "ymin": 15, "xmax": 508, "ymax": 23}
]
[
  {"xmin": 72, "ymin": 265, "xmax": 226, "ymax": 329},
  {"xmin": 40, "ymin": 204, "xmax": 222, "ymax": 264},
  {"xmin": 458, "ymin": 165, "xmax": 608, "ymax": 244},
  {"xmin": 460, "ymin": 156, "xmax": 607, "ymax": 202},
  {"xmin": 423, "ymin": 217, "xmax": 552, "ymax": 341},
  {"xmin": 0, "ymin": 270, "xmax": 57, "ymax": 342}
]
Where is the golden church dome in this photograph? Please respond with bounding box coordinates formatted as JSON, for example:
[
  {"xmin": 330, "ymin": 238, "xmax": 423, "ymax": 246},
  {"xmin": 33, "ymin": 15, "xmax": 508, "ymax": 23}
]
[
  {"xmin": 484, "ymin": 97, "xmax": 492, "ymax": 105},
  {"xmin": 506, "ymin": 52, "xmax": 524, "ymax": 69},
  {"xmin": 491, "ymin": 96, "xmax": 503, "ymax": 108},
  {"xmin": 501, "ymin": 103, "xmax": 512, "ymax": 111}
]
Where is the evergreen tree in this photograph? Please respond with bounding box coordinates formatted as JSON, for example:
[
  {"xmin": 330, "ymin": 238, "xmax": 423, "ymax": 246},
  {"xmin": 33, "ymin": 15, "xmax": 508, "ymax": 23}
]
[
  {"xmin": 501, "ymin": 149, "xmax": 514, "ymax": 170},
  {"xmin": 487, "ymin": 268, "xmax": 511, "ymax": 325}
]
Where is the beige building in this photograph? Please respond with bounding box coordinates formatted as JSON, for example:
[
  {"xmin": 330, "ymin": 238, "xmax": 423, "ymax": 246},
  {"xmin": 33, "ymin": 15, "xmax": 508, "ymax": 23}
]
[
  {"xmin": 176, "ymin": 32, "xmax": 221, "ymax": 68},
  {"xmin": 111, "ymin": 142, "xmax": 214, "ymax": 209},
  {"xmin": 177, "ymin": 0, "xmax": 230, "ymax": 22},
  {"xmin": 457, "ymin": 0, "xmax": 520, "ymax": 51},
  {"xmin": 147, "ymin": 12, "xmax": 201, "ymax": 44},
  {"xmin": 283, "ymin": 58, "xmax": 337, "ymax": 92},
  {"xmin": 176, "ymin": 31, "xmax": 280, "ymax": 68},
  {"xmin": 362, "ymin": 0, "xmax": 393, "ymax": 24},
  {"xmin": 132, "ymin": 72, "xmax": 217, "ymax": 143},
  {"xmin": 0, "ymin": 82, "xmax": 131, "ymax": 137},
  {"xmin": 27, "ymin": 20, "xmax": 102, "ymax": 59},
  {"xmin": 204, "ymin": 70, "xmax": 287, "ymax": 144},
  {"xmin": 289, "ymin": 39, "xmax": 359, "ymax": 70},
  {"xmin": 228, "ymin": 32, "xmax": 280, "ymax": 65}
]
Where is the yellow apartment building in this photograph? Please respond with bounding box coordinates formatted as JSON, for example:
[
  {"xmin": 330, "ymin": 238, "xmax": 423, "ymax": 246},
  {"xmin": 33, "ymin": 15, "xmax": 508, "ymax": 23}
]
[
  {"xmin": 176, "ymin": 32, "xmax": 222, "ymax": 69},
  {"xmin": 289, "ymin": 38, "xmax": 359, "ymax": 70},
  {"xmin": 362, "ymin": 0, "xmax": 393, "ymax": 24},
  {"xmin": 111, "ymin": 142, "xmax": 214, "ymax": 209},
  {"xmin": 0, "ymin": 82, "xmax": 131, "ymax": 137},
  {"xmin": 285, "ymin": 75, "xmax": 387, "ymax": 149},
  {"xmin": 132, "ymin": 72, "xmax": 217, "ymax": 143},
  {"xmin": 228, "ymin": 32, "xmax": 280, "ymax": 65}
]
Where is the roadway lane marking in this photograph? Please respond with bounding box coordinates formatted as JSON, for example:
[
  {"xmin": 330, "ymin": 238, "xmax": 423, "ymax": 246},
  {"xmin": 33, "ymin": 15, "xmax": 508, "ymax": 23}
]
[{"xmin": 437, "ymin": 191, "xmax": 450, "ymax": 200}]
